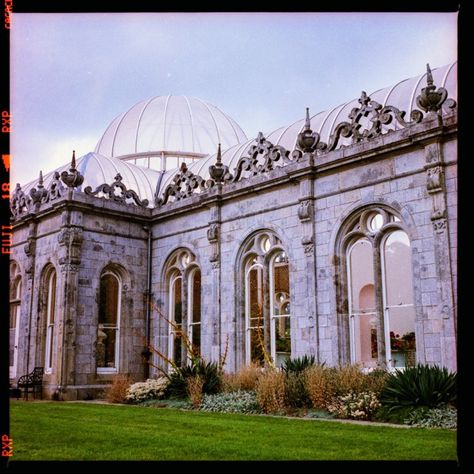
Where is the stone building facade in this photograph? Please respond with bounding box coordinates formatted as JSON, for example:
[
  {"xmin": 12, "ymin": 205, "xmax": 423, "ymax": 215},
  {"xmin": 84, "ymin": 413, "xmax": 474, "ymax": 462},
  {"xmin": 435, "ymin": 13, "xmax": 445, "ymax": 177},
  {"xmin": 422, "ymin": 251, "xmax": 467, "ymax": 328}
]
[{"xmin": 9, "ymin": 64, "xmax": 457, "ymax": 400}]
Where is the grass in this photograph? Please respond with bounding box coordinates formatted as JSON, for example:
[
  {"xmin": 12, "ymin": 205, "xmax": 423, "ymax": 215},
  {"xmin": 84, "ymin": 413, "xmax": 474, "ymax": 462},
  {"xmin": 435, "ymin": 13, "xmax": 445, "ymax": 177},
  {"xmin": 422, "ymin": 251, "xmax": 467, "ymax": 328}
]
[{"xmin": 10, "ymin": 401, "xmax": 456, "ymax": 461}]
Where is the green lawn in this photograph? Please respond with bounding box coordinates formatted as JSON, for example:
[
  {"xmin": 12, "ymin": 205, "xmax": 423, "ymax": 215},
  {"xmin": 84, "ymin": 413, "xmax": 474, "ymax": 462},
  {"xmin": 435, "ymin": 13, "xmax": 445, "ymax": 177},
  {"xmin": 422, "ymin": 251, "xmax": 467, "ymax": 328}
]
[{"xmin": 10, "ymin": 401, "xmax": 456, "ymax": 461}]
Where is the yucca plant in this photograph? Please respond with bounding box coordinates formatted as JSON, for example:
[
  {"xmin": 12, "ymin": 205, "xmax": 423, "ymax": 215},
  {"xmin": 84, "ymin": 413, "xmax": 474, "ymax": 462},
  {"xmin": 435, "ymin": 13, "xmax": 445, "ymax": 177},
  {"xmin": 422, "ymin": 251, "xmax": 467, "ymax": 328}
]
[
  {"xmin": 380, "ymin": 364, "xmax": 456, "ymax": 412},
  {"xmin": 166, "ymin": 359, "xmax": 222, "ymax": 399},
  {"xmin": 281, "ymin": 355, "xmax": 317, "ymax": 374}
]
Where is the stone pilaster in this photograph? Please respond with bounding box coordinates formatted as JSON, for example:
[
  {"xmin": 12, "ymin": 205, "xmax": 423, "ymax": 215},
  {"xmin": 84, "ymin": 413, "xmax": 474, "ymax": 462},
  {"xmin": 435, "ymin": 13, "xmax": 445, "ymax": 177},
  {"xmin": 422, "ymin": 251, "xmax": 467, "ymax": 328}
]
[
  {"xmin": 297, "ymin": 175, "xmax": 318, "ymax": 359},
  {"xmin": 207, "ymin": 196, "xmax": 222, "ymax": 362},
  {"xmin": 56, "ymin": 209, "xmax": 84, "ymax": 398},
  {"xmin": 424, "ymin": 140, "xmax": 456, "ymax": 370}
]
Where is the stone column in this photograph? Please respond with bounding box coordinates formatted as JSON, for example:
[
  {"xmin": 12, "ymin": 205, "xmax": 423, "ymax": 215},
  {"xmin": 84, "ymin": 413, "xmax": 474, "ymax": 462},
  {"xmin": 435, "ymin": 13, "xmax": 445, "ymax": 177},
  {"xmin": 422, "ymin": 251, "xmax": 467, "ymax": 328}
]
[
  {"xmin": 56, "ymin": 209, "xmax": 84, "ymax": 399},
  {"xmin": 424, "ymin": 139, "xmax": 456, "ymax": 371}
]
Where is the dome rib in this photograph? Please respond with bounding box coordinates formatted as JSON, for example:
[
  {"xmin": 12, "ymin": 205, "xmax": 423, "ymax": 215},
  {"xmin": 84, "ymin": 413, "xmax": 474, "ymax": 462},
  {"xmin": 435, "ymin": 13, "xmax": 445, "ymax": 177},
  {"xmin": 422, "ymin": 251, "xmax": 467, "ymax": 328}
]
[
  {"xmin": 134, "ymin": 96, "xmax": 157, "ymax": 153},
  {"xmin": 183, "ymin": 96, "xmax": 196, "ymax": 153},
  {"xmin": 194, "ymin": 96, "xmax": 221, "ymax": 145},
  {"xmin": 162, "ymin": 95, "xmax": 172, "ymax": 151}
]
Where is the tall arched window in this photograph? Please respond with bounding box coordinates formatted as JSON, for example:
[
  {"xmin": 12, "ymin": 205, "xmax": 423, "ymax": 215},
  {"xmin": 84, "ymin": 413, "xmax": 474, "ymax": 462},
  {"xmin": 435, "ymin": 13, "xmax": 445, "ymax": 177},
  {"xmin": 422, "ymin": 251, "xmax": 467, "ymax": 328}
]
[
  {"xmin": 44, "ymin": 267, "xmax": 57, "ymax": 373},
  {"xmin": 241, "ymin": 232, "xmax": 291, "ymax": 367},
  {"xmin": 97, "ymin": 271, "xmax": 121, "ymax": 372},
  {"xmin": 9, "ymin": 262, "xmax": 22, "ymax": 378},
  {"xmin": 342, "ymin": 208, "xmax": 416, "ymax": 369},
  {"xmin": 165, "ymin": 249, "xmax": 201, "ymax": 367}
]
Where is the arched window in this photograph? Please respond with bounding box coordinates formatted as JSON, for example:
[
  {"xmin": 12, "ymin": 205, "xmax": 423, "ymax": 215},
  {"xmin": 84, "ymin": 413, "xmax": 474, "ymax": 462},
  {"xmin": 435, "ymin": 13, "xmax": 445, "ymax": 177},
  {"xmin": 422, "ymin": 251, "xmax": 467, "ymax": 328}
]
[
  {"xmin": 44, "ymin": 267, "xmax": 57, "ymax": 373},
  {"xmin": 9, "ymin": 262, "xmax": 22, "ymax": 378},
  {"xmin": 242, "ymin": 232, "xmax": 291, "ymax": 367},
  {"xmin": 165, "ymin": 249, "xmax": 201, "ymax": 367},
  {"xmin": 97, "ymin": 271, "xmax": 121, "ymax": 372},
  {"xmin": 343, "ymin": 208, "xmax": 416, "ymax": 369}
]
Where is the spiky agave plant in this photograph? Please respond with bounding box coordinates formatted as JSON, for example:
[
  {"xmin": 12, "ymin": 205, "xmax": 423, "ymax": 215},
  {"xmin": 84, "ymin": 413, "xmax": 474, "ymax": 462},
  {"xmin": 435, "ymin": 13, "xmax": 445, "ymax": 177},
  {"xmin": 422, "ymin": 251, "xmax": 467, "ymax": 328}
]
[{"xmin": 380, "ymin": 364, "xmax": 456, "ymax": 412}]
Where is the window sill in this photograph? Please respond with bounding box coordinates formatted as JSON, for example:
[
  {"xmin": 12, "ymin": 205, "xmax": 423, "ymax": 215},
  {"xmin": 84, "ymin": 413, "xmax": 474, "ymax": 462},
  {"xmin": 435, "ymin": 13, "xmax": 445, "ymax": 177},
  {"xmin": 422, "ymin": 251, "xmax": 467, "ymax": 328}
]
[{"xmin": 97, "ymin": 368, "xmax": 118, "ymax": 374}]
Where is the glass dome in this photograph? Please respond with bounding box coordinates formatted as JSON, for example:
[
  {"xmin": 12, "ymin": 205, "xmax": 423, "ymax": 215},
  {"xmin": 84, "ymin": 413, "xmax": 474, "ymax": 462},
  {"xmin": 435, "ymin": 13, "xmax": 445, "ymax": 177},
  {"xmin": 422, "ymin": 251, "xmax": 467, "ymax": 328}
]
[
  {"xmin": 157, "ymin": 62, "xmax": 457, "ymax": 194},
  {"xmin": 94, "ymin": 95, "xmax": 248, "ymax": 170},
  {"xmin": 22, "ymin": 152, "xmax": 161, "ymax": 207}
]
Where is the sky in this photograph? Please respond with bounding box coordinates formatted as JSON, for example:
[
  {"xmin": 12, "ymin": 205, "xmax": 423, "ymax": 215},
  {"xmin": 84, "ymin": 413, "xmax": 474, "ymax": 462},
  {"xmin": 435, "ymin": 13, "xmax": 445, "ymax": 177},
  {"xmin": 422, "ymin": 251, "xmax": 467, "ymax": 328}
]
[{"xmin": 10, "ymin": 12, "xmax": 457, "ymax": 185}]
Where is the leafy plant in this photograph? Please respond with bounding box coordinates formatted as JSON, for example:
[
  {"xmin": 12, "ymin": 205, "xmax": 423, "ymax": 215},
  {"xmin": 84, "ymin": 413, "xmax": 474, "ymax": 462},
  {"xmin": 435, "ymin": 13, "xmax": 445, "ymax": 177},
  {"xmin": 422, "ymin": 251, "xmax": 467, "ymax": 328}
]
[
  {"xmin": 125, "ymin": 378, "xmax": 168, "ymax": 403},
  {"xmin": 281, "ymin": 355, "xmax": 316, "ymax": 374},
  {"xmin": 327, "ymin": 391, "xmax": 381, "ymax": 420},
  {"xmin": 284, "ymin": 372, "xmax": 311, "ymax": 408},
  {"xmin": 380, "ymin": 364, "xmax": 456, "ymax": 411},
  {"xmin": 166, "ymin": 359, "xmax": 222, "ymax": 399},
  {"xmin": 403, "ymin": 405, "xmax": 457, "ymax": 429},
  {"xmin": 201, "ymin": 390, "xmax": 261, "ymax": 414},
  {"xmin": 186, "ymin": 375, "xmax": 205, "ymax": 408}
]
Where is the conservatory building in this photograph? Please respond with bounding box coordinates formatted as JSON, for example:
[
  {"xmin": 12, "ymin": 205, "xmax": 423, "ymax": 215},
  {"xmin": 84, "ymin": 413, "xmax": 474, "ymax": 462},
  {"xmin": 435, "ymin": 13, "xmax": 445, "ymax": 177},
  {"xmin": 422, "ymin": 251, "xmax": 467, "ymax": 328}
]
[{"xmin": 9, "ymin": 63, "xmax": 457, "ymax": 400}]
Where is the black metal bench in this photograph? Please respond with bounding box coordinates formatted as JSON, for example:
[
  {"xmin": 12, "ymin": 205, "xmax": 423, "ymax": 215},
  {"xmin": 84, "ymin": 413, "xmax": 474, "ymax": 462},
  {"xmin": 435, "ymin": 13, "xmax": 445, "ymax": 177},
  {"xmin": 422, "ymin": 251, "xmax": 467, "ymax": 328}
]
[{"xmin": 17, "ymin": 367, "xmax": 44, "ymax": 400}]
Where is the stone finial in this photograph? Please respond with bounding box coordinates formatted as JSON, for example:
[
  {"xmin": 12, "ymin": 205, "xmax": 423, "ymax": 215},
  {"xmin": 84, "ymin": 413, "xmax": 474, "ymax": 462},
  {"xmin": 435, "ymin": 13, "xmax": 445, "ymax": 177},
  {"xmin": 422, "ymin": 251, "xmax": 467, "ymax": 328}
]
[
  {"xmin": 61, "ymin": 150, "xmax": 84, "ymax": 188},
  {"xmin": 296, "ymin": 107, "xmax": 320, "ymax": 153},
  {"xmin": 209, "ymin": 143, "xmax": 230, "ymax": 184},
  {"xmin": 416, "ymin": 63, "xmax": 449, "ymax": 114},
  {"xmin": 29, "ymin": 170, "xmax": 48, "ymax": 205}
]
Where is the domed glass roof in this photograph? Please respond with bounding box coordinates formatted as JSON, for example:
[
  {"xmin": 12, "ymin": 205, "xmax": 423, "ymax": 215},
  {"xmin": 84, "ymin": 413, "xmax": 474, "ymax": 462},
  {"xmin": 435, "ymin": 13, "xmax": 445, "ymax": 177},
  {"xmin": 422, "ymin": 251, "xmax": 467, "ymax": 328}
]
[
  {"xmin": 22, "ymin": 152, "xmax": 161, "ymax": 207},
  {"xmin": 94, "ymin": 95, "xmax": 248, "ymax": 159},
  {"xmin": 157, "ymin": 62, "xmax": 457, "ymax": 193},
  {"xmin": 23, "ymin": 63, "xmax": 456, "ymax": 209}
]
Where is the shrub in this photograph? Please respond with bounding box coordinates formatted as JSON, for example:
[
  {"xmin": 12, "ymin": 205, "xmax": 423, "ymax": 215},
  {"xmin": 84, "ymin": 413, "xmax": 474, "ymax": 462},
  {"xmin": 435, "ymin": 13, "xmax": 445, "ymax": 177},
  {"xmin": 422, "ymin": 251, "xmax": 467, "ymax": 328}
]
[
  {"xmin": 381, "ymin": 364, "xmax": 457, "ymax": 412},
  {"xmin": 284, "ymin": 371, "xmax": 311, "ymax": 408},
  {"xmin": 255, "ymin": 370, "xmax": 286, "ymax": 414},
  {"xmin": 282, "ymin": 355, "xmax": 316, "ymax": 374},
  {"xmin": 364, "ymin": 369, "xmax": 389, "ymax": 395},
  {"xmin": 186, "ymin": 375, "xmax": 204, "ymax": 408},
  {"xmin": 222, "ymin": 363, "xmax": 262, "ymax": 392},
  {"xmin": 105, "ymin": 374, "xmax": 132, "ymax": 403},
  {"xmin": 403, "ymin": 405, "xmax": 457, "ymax": 429},
  {"xmin": 125, "ymin": 378, "xmax": 169, "ymax": 403},
  {"xmin": 305, "ymin": 366, "xmax": 335, "ymax": 410},
  {"xmin": 166, "ymin": 360, "xmax": 222, "ymax": 399},
  {"xmin": 201, "ymin": 391, "xmax": 261, "ymax": 414},
  {"xmin": 327, "ymin": 391, "xmax": 381, "ymax": 420},
  {"xmin": 331, "ymin": 364, "xmax": 367, "ymax": 396}
]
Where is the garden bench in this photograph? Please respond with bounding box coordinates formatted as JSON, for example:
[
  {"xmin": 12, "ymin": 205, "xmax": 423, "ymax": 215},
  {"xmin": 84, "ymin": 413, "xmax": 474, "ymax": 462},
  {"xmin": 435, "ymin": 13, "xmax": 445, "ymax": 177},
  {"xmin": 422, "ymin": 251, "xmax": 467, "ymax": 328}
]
[{"xmin": 17, "ymin": 367, "xmax": 44, "ymax": 400}]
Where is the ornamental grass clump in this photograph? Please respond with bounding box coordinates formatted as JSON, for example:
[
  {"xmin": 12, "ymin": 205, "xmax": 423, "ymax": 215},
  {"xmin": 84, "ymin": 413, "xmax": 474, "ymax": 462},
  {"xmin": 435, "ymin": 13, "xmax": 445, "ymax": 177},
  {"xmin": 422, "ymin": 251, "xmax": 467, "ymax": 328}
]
[
  {"xmin": 255, "ymin": 370, "xmax": 286, "ymax": 414},
  {"xmin": 222, "ymin": 363, "xmax": 262, "ymax": 393},
  {"xmin": 125, "ymin": 378, "xmax": 169, "ymax": 403},
  {"xmin": 106, "ymin": 375, "xmax": 133, "ymax": 403},
  {"xmin": 186, "ymin": 375, "xmax": 204, "ymax": 408},
  {"xmin": 305, "ymin": 365, "xmax": 336, "ymax": 410}
]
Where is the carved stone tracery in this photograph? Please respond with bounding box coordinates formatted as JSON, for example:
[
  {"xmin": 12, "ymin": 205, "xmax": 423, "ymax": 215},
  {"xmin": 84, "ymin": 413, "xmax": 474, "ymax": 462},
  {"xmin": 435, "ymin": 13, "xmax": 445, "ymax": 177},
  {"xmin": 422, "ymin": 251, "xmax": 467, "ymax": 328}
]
[{"xmin": 84, "ymin": 173, "xmax": 149, "ymax": 208}]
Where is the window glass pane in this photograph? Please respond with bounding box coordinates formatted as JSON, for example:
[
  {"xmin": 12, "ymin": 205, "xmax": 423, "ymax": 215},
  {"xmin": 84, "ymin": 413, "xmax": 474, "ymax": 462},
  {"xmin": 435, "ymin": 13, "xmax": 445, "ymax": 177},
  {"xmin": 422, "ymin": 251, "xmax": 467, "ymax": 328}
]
[
  {"xmin": 99, "ymin": 274, "xmax": 118, "ymax": 325},
  {"xmin": 250, "ymin": 327, "xmax": 265, "ymax": 365},
  {"xmin": 173, "ymin": 277, "xmax": 182, "ymax": 324},
  {"xmin": 248, "ymin": 265, "xmax": 264, "ymax": 364},
  {"xmin": 191, "ymin": 324, "xmax": 201, "ymax": 355},
  {"xmin": 102, "ymin": 327, "xmax": 117, "ymax": 368},
  {"xmin": 384, "ymin": 231, "xmax": 416, "ymax": 367},
  {"xmin": 349, "ymin": 239, "xmax": 378, "ymax": 365},
  {"xmin": 192, "ymin": 270, "xmax": 201, "ymax": 324},
  {"xmin": 49, "ymin": 272, "xmax": 56, "ymax": 324},
  {"xmin": 368, "ymin": 213, "xmax": 384, "ymax": 231},
  {"xmin": 384, "ymin": 231, "xmax": 414, "ymax": 306},
  {"xmin": 173, "ymin": 330, "xmax": 182, "ymax": 366}
]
